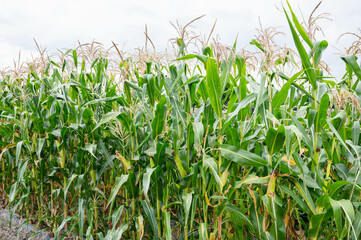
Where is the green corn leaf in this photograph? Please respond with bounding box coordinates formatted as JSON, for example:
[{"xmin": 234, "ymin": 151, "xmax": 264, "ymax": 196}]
[
  {"xmin": 225, "ymin": 204, "xmax": 253, "ymax": 226},
  {"xmin": 36, "ymin": 137, "xmax": 45, "ymax": 160},
  {"xmin": 313, "ymin": 40, "xmax": 328, "ymax": 68},
  {"xmin": 193, "ymin": 122, "xmax": 204, "ymax": 151},
  {"xmin": 308, "ymin": 213, "xmax": 326, "ymax": 239},
  {"xmin": 140, "ymin": 200, "xmax": 159, "ymax": 239},
  {"xmin": 15, "ymin": 141, "xmax": 23, "ymax": 165},
  {"xmin": 235, "ymin": 174, "xmax": 270, "ymax": 188},
  {"xmin": 353, "ymin": 211, "xmax": 361, "ymax": 240},
  {"xmin": 107, "ymin": 175, "xmax": 129, "ymax": 209},
  {"xmin": 341, "ymin": 55, "xmax": 361, "ymax": 80},
  {"xmin": 78, "ymin": 198, "xmax": 85, "ymax": 238},
  {"xmin": 352, "ymin": 120, "xmax": 360, "ymax": 145},
  {"xmin": 294, "ymin": 182, "xmax": 316, "ymax": 215},
  {"xmin": 206, "ymin": 58, "xmax": 222, "ymax": 117},
  {"xmin": 109, "ymin": 223, "xmax": 128, "ymax": 240},
  {"xmin": 151, "ymin": 96, "xmax": 166, "ymax": 138},
  {"xmin": 272, "ymin": 70, "xmax": 303, "ymax": 111},
  {"xmin": 93, "ymin": 111, "xmax": 121, "ymax": 132},
  {"xmin": 329, "ymin": 181, "xmax": 361, "ymax": 198},
  {"xmin": 286, "ymin": 0, "xmax": 314, "ymax": 49},
  {"xmin": 285, "ymin": 111, "xmax": 313, "ymax": 150},
  {"xmin": 330, "ymin": 198, "xmax": 356, "ymax": 239},
  {"xmin": 125, "ymin": 80, "xmax": 143, "ymax": 92},
  {"xmin": 327, "ymin": 118, "xmax": 354, "ymax": 160},
  {"xmin": 315, "ymin": 93, "xmax": 329, "ymax": 131},
  {"xmin": 266, "ymin": 125, "xmax": 285, "ymax": 157},
  {"xmin": 55, "ymin": 216, "xmax": 76, "ymax": 239},
  {"xmin": 73, "ymin": 49, "xmax": 78, "ymax": 67},
  {"xmin": 82, "ymin": 96, "xmax": 120, "ymax": 107},
  {"xmin": 284, "ymin": 7, "xmax": 317, "ymax": 90},
  {"xmin": 182, "ymin": 191, "xmax": 193, "ymax": 234},
  {"xmin": 198, "ymin": 223, "xmax": 208, "ymax": 240},
  {"xmin": 280, "ymin": 185, "xmax": 310, "ymax": 214},
  {"xmin": 163, "ymin": 211, "xmax": 172, "ymax": 240},
  {"xmin": 174, "ymin": 153, "xmax": 186, "ymax": 178},
  {"xmin": 250, "ymin": 39, "xmax": 265, "ymax": 52},
  {"xmin": 143, "ymin": 167, "xmax": 156, "ymax": 201},
  {"xmin": 17, "ymin": 159, "xmax": 28, "ymax": 182},
  {"xmin": 8, "ymin": 182, "xmax": 18, "ymax": 203},
  {"xmin": 111, "ymin": 205, "xmax": 124, "ymax": 227},
  {"xmin": 220, "ymin": 144, "xmax": 268, "ymax": 167},
  {"xmin": 176, "ymin": 53, "xmax": 208, "ymax": 65},
  {"xmin": 203, "ymin": 156, "xmax": 223, "ymax": 191},
  {"xmin": 64, "ymin": 174, "xmax": 78, "ymax": 201},
  {"xmin": 225, "ymin": 93, "xmax": 256, "ymax": 125}
]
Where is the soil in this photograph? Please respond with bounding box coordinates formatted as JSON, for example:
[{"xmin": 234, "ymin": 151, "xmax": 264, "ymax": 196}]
[{"xmin": 0, "ymin": 198, "xmax": 53, "ymax": 240}]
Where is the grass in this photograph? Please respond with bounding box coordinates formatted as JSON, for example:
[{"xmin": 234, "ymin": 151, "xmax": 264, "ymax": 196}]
[{"xmin": 1, "ymin": 1, "xmax": 361, "ymax": 239}]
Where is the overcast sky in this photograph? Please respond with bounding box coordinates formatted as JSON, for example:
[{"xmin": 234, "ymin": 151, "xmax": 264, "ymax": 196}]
[{"xmin": 0, "ymin": 0, "xmax": 360, "ymax": 78}]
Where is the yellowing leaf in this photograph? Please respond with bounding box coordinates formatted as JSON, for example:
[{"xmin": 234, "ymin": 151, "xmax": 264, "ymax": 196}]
[
  {"xmin": 116, "ymin": 150, "xmax": 130, "ymax": 171},
  {"xmin": 282, "ymin": 155, "xmax": 296, "ymax": 166}
]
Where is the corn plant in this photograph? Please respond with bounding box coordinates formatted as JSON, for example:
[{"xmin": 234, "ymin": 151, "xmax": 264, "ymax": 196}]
[{"xmin": 0, "ymin": 2, "xmax": 361, "ymax": 239}]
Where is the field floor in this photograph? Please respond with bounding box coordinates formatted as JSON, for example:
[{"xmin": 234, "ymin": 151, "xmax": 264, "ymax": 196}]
[{"xmin": 0, "ymin": 198, "xmax": 52, "ymax": 240}]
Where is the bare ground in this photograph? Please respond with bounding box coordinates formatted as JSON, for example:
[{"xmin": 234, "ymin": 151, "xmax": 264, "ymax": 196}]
[{"xmin": 0, "ymin": 198, "xmax": 53, "ymax": 240}]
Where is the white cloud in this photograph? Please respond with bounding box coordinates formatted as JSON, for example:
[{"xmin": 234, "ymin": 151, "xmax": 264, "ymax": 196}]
[{"xmin": 0, "ymin": 0, "xmax": 360, "ymax": 78}]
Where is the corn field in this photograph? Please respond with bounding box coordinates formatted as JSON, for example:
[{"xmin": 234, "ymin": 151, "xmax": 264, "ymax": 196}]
[{"xmin": 1, "ymin": 2, "xmax": 361, "ymax": 239}]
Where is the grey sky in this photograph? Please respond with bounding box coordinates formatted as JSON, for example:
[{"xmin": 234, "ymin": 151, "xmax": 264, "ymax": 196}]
[{"xmin": 0, "ymin": 0, "xmax": 360, "ymax": 78}]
